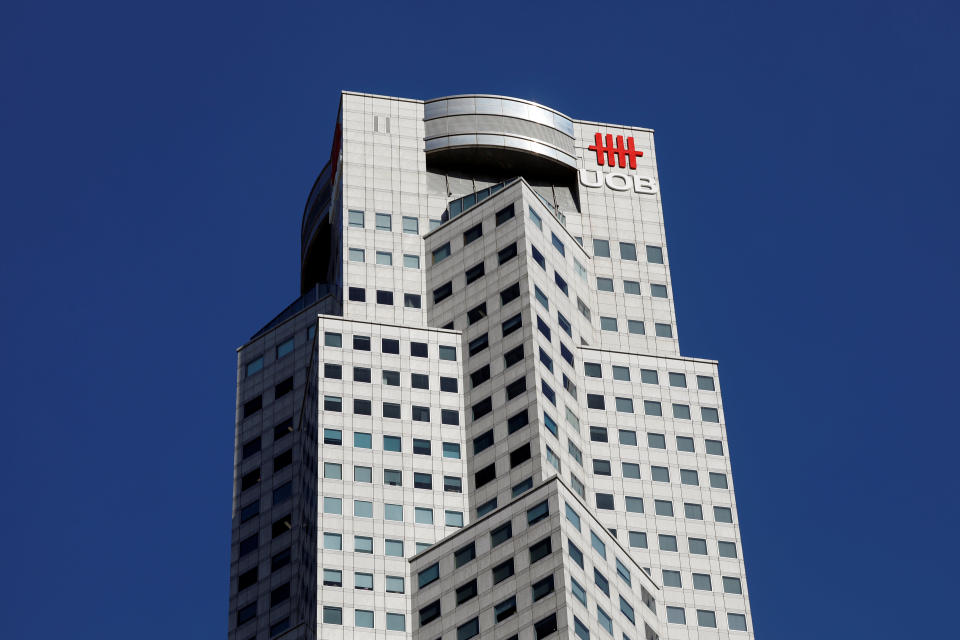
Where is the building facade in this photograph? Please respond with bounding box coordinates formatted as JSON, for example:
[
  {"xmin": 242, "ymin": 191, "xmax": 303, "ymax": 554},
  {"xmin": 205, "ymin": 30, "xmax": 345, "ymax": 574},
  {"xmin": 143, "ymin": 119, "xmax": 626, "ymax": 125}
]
[{"xmin": 228, "ymin": 92, "xmax": 754, "ymax": 640}]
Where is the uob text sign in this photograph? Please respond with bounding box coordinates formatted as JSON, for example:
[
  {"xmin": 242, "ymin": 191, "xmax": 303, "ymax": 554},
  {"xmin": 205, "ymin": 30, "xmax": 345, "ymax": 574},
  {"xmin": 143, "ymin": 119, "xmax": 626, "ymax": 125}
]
[{"xmin": 579, "ymin": 133, "xmax": 658, "ymax": 195}]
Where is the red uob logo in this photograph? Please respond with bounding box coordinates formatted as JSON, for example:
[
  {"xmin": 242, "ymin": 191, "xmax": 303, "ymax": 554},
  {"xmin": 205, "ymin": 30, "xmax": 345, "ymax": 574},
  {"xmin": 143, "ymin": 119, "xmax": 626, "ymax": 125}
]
[{"xmin": 588, "ymin": 133, "xmax": 644, "ymax": 169}]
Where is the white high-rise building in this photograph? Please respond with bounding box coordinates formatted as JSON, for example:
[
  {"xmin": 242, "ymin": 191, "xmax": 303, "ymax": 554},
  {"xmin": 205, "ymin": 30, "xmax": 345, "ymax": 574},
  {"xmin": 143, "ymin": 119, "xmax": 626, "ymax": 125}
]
[{"xmin": 229, "ymin": 92, "xmax": 754, "ymax": 640}]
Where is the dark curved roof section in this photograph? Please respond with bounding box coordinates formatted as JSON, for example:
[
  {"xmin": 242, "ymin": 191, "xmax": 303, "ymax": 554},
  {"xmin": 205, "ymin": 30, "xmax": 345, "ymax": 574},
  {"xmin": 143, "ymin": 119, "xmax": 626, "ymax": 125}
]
[{"xmin": 300, "ymin": 112, "xmax": 342, "ymax": 294}]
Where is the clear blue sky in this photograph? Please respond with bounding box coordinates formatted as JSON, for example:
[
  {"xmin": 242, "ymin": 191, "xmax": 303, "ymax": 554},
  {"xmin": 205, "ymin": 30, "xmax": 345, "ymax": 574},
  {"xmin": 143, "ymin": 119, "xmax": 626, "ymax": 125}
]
[{"xmin": 2, "ymin": 1, "xmax": 957, "ymax": 637}]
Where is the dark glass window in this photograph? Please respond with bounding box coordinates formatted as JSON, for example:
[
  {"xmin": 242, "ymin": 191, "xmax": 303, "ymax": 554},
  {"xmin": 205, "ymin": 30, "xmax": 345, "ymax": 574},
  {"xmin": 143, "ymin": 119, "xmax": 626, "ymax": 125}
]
[
  {"xmin": 412, "ymin": 405, "xmax": 430, "ymax": 422},
  {"xmin": 465, "ymin": 261, "xmax": 485, "ymax": 284},
  {"xmin": 273, "ymin": 449, "xmax": 293, "ymax": 472},
  {"xmin": 510, "ymin": 442, "xmax": 530, "ymax": 469},
  {"xmin": 411, "ymin": 341, "xmax": 428, "ymax": 357},
  {"xmin": 353, "ymin": 399, "xmax": 371, "ymax": 415},
  {"xmin": 348, "ymin": 287, "xmax": 365, "ymax": 301},
  {"xmin": 505, "ymin": 376, "xmax": 527, "ymax": 399},
  {"xmin": 353, "ymin": 366, "xmax": 371, "ymax": 382},
  {"xmin": 503, "ymin": 344, "xmax": 524, "ymax": 367},
  {"xmin": 414, "ymin": 473, "xmax": 432, "ymax": 489},
  {"xmin": 501, "ymin": 313, "xmax": 522, "ymax": 336},
  {"xmin": 590, "ymin": 426, "xmax": 608, "ymax": 442},
  {"xmin": 455, "ymin": 579, "xmax": 478, "ymax": 604},
  {"xmin": 411, "ymin": 373, "xmax": 429, "ymax": 389},
  {"xmin": 472, "ymin": 396, "xmax": 492, "ymax": 419},
  {"xmin": 463, "ymin": 222, "xmax": 483, "ymax": 245},
  {"xmin": 498, "ymin": 242, "xmax": 518, "ymax": 264},
  {"xmin": 243, "ymin": 396, "xmax": 262, "ymax": 418},
  {"xmin": 491, "ymin": 521, "xmax": 513, "ymax": 547},
  {"xmin": 241, "ymin": 469, "xmax": 260, "ymax": 491},
  {"xmin": 433, "ymin": 281, "xmax": 453, "ymax": 303},
  {"xmin": 596, "ymin": 493, "xmax": 615, "ymax": 510},
  {"xmin": 376, "ymin": 290, "xmax": 393, "ymax": 305},
  {"xmin": 413, "ymin": 438, "xmax": 431, "ymax": 455},
  {"xmin": 382, "ymin": 338, "xmax": 400, "ymax": 353},
  {"xmin": 455, "ymin": 542, "xmax": 476, "ymax": 567},
  {"xmin": 469, "ymin": 334, "xmax": 489, "ymax": 356},
  {"xmin": 324, "ymin": 363, "xmax": 342, "ymax": 379},
  {"xmin": 532, "ymin": 574, "xmax": 555, "ymax": 601},
  {"xmin": 492, "ymin": 558, "xmax": 514, "ymax": 584},
  {"xmin": 507, "ymin": 409, "xmax": 529, "ymax": 433},
  {"xmin": 419, "ymin": 600, "xmax": 441, "ymax": 626},
  {"xmin": 440, "ymin": 376, "xmax": 458, "ymax": 392},
  {"xmin": 531, "ymin": 244, "xmax": 546, "ymax": 269},
  {"xmin": 475, "ymin": 463, "xmax": 496, "ymax": 487},
  {"xmin": 273, "ymin": 417, "xmax": 293, "ymax": 440},
  {"xmin": 274, "ymin": 377, "xmax": 293, "ymax": 398},
  {"xmin": 473, "ymin": 429, "xmax": 494, "ymax": 454},
  {"xmin": 403, "ymin": 293, "xmax": 421, "ymax": 308},
  {"xmin": 587, "ymin": 394, "xmax": 605, "ymax": 409},
  {"xmin": 554, "ymin": 271, "xmax": 568, "ymax": 295},
  {"xmin": 441, "ymin": 409, "xmax": 459, "ymax": 425},
  {"xmin": 529, "ymin": 536, "xmax": 553, "ymax": 563},
  {"xmin": 467, "ymin": 302, "xmax": 487, "ymax": 324},
  {"xmin": 500, "ymin": 282, "xmax": 520, "ymax": 305},
  {"xmin": 383, "ymin": 402, "xmax": 401, "ymax": 418},
  {"xmin": 353, "ymin": 335, "xmax": 370, "ymax": 351},
  {"xmin": 534, "ymin": 613, "xmax": 558, "ymax": 639},
  {"xmin": 418, "ymin": 563, "xmax": 439, "ymax": 588},
  {"xmin": 495, "ymin": 203, "xmax": 515, "ymax": 225},
  {"xmin": 494, "ymin": 596, "xmax": 517, "ymax": 622},
  {"xmin": 239, "ymin": 533, "xmax": 258, "ymax": 557},
  {"xmin": 470, "ymin": 364, "xmax": 491, "ymax": 387},
  {"xmin": 241, "ymin": 437, "xmax": 261, "ymax": 459}
]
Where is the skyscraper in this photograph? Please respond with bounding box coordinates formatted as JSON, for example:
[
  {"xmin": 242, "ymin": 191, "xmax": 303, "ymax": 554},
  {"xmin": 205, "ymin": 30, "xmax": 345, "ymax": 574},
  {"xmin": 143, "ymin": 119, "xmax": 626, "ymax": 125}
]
[{"xmin": 229, "ymin": 92, "xmax": 754, "ymax": 640}]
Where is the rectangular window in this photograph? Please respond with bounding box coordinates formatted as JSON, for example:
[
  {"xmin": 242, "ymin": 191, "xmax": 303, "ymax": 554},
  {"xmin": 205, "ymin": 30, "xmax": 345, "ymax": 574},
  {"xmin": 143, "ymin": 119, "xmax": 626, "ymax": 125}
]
[
  {"xmin": 375, "ymin": 212, "xmax": 391, "ymax": 230},
  {"xmin": 492, "ymin": 558, "xmax": 514, "ymax": 584},
  {"xmin": 500, "ymin": 281, "xmax": 520, "ymax": 305},
  {"xmin": 463, "ymin": 222, "xmax": 483, "ymax": 244},
  {"xmin": 384, "ymin": 503, "xmax": 403, "ymax": 520},
  {"xmin": 348, "ymin": 247, "xmax": 365, "ymax": 262},
  {"xmin": 532, "ymin": 574, "xmax": 555, "ymax": 601},
  {"xmin": 432, "ymin": 242, "xmax": 451, "ymax": 264},
  {"xmin": 433, "ymin": 281, "xmax": 452, "ymax": 303},
  {"xmin": 353, "ymin": 366, "xmax": 371, "ymax": 382},
  {"xmin": 376, "ymin": 289, "xmax": 393, "ymax": 305},
  {"xmin": 531, "ymin": 244, "xmax": 546, "ymax": 269},
  {"xmin": 661, "ymin": 569, "xmax": 682, "ymax": 589},
  {"xmin": 383, "ymin": 469, "xmax": 403, "ymax": 487},
  {"xmin": 348, "ymin": 209, "xmax": 364, "ymax": 227},
  {"xmin": 403, "ymin": 293, "xmax": 421, "ymax": 308},
  {"xmin": 347, "ymin": 286, "xmax": 365, "ymax": 301},
  {"xmin": 402, "ymin": 216, "xmax": 418, "ymax": 234},
  {"xmin": 375, "ymin": 250, "xmax": 393, "ymax": 265},
  {"xmin": 628, "ymin": 319, "xmax": 645, "ymax": 334},
  {"xmin": 655, "ymin": 499, "xmax": 674, "ymax": 516},
  {"xmin": 685, "ymin": 503, "xmax": 704, "ymax": 519},
  {"xmin": 502, "ymin": 313, "xmax": 523, "ymax": 336},
  {"xmin": 414, "ymin": 473, "xmax": 432, "ymax": 490},
  {"xmin": 528, "ymin": 206, "xmax": 542, "ymax": 229},
  {"xmin": 551, "ymin": 232, "xmax": 565, "ymax": 256},
  {"xmin": 498, "ymin": 242, "xmax": 518, "ymax": 264},
  {"xmin": 554, "ymin": 271, "xmax": 568, "ymax": 295},
  {"xmin": 600, "ymin": 316, "xmax": 617, "ymax": 331},
  {"xmin": 496, "ymin": 203, "xmax": 515, "ymax": 226},
  {"xmin": 619, "ymin": 242, "xmax": 637, "ymax": 260},
  {"xmin": 597, "ymin": 277, "xmax": 614, "ymax": 292},
  {"xmin": 625, "ymin": 496, "xmax": 644, "ymax": 513},
  {"xmin": 646, "ymin": 244, "xmax": 664, "ymax": 263},
  {"xmin": 455, "ymin": 542, "xmax": 476, "ymax": 568},
  {"xmin": 384, "ymin": 539, "xmax": 403, "ymax": 556},
  {"xmin": 629, "ymin": 531, "xmax": 647, "ymax": 548},
  {"xmin": 624, "ymin": 280, "xmax": 642, "ymax": 295},
  {"xmin": 354, "ymin": 536, "xmax": 373, "ymax": 553},
  {"xmin": 403, "ymin": 253, "xmax": 420, "ymax": 268},
  {"xmin": 655, "ymin": 322, "xmax": 673, "ymax": 338},
  {"xmin": 494, "ymin": 595, "xmax": 517, "ymax": 622},
  {"xmin": 465, "ymin": 261, "xmax": 485, "ymax": 283},
  {"xmin": 467, "ymin": 302, "xmax": 487, "ymax": 324}
]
